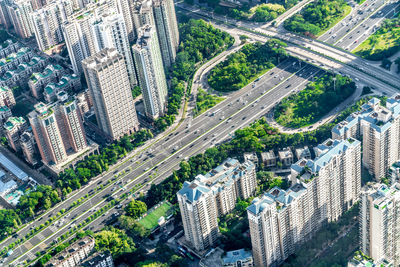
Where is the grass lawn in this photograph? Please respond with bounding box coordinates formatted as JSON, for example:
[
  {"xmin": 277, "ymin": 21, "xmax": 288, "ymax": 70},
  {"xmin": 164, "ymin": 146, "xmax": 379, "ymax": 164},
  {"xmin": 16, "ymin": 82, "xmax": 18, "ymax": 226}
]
[
  {"xmin": 194, "ymin": 88, "xmax": 225, "ymax": 117},
  {"xmin": 353, "ymin": 27, "xmax": 400, "ymax": 56},
  {"xmin": 138, "ymin": 202, "xmax": 173, "ymax": 230},
  {"xmin": 317, "ymin": 5, "xmax": 352, "ymax": 37}
]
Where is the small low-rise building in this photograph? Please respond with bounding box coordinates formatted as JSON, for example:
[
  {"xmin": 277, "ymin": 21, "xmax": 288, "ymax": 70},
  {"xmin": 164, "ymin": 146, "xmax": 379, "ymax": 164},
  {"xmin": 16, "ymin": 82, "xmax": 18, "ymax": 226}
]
[
  {"xmin": 28, "ymin": 64, "xmax": 64, "ymax": 99},
  {"xmin": 295, "ymin": 146, "xmax": 311, "ymax": 160},
  {"xmin": 3, "ymin": 116, "xmax": 27, "ymax": 151},
  {"xmin": 278, "ymin": 147, "xmax": 293, "ymax": 167},
  {"xmin": 43, "ymin": 74, "xmax": 80, "ymax": 103},
  {"xmin": 46, "ymin": 236, "xmax": 95, "ymax": 267},
  {"xmin": 81, "ymin": 250, "xmax": 114, "ymax": 267},
  {"xmin": 0, "ymin": 56, "xmax": 47, "ymax": 88},
  {"xmin": 222, "ymin": 249, "xmax": 253, "ymax": 267},
  {"xmin": 0, "ymin": 47, "xmax": 33, "ymax": 75},
  {"xmin": 261, "ymin": 150, "xmax": 277, "ymax": 168},
  {"xmin": 243, "ymin": 152, "xmax": 258, "ymax": 167},
  {"xmin": 0, "ymin": 39, "xmax": 21, "ymax": 58}
]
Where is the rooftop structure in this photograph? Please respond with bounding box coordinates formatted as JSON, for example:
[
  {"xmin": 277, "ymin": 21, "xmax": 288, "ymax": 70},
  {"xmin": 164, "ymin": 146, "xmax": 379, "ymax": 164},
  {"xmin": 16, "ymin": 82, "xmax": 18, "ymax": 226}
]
[
  {"xmin": 295, "ymin": 146, "xmax": 311, "ymax": 160},
  {"xmin": 222, "ymin": 249, "xmax": 253, "ymax": 267},
  {"xmin": 46, "ymin": 236, "xmax": 95, "ymax": 267},
  {"xmin": 261, "ymin": 150, "xmax": 277, "ymax": 168}
]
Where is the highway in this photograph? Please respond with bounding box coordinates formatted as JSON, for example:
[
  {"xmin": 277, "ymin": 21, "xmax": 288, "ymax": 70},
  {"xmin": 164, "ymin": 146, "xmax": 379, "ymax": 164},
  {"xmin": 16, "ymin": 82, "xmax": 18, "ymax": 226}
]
[
  {"xmin": 334, "ymin": 1, "xmax": 400, "ymax": 51},
  {"xmin": 4, "ymin": 61, "xmax": 322, "ymax": 266},
  {"xmin": 176, "ymin": 3, "xmax": 400, "ymax": 91},
  {"xmin": 319, "ymin": 0, "xmax": 386, "ymax": 43}
]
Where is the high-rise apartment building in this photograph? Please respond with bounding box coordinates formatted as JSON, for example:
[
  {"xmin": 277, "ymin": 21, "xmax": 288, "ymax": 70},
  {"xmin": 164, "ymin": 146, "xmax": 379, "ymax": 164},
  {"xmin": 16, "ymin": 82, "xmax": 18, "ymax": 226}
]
[
  {"xmin": 177, "ymin": 159, "xmax": 256, "ymax": 251},
  {"xmin": 153, "ymin": 0, "xmax": 178, "ymax": 67},
  {"xmin": 178, "ymin": 180, "xmax": 219, "ymax": 252},
  {"xmin": 248, "ymin": 137, "xmax": 361, "ymax": 267},
  {"xmin": 332, "ymin": 96, "xmax": 400, "ymax": 179},
  {"xmin": 62, "ymin": 10, "xmax": 97, "ymax": 73},
  {"xmin": 360, "ymin": 183, "xmax": 400, "ymax": 265},
  {"xmin": 133, "ymin": 25, "xmax": 167, "ymax": 120},
  {"xmin": 82, "ymin": 48, "xmax": 139, "ymax": 140},
  {"xmin": 31, "ymin": 0, "xmax": 73, "ymax": 51},
  {"xmin": 7, "ymin": 0, "xmax": 34, "ymax": 38},
  {"xmin": 0, "ymin": 0, "xmax": 12, "ymax": 29},
  {"xmin": 28, "ymin": 99, "xmax": 87, "ymax": 165},
  {"xmin": 92, "ymin": 13, "xmax": 137, "ymax": 87}
]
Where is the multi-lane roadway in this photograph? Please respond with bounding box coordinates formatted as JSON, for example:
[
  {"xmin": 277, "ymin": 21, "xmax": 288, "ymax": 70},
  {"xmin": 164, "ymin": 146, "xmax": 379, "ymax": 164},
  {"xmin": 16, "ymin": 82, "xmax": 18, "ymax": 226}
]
[
  {"xmin": 5, "ymin": 0, "xmax": 400, "ymax": 265},
  {"xmin": 4, "ymin": 60, "xmax": 323, "ymax": 266}
]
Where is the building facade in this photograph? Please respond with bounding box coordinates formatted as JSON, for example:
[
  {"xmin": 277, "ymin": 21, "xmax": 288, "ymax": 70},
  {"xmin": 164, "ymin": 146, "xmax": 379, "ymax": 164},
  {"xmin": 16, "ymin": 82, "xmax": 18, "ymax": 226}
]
[
  {"xmin": 248, "ymin": 138, "xmax": 361, "ymax": 266},
  {"xmin": 3, "ymin": 116, "xmax": 27, "ymax": 151},
  {"xmin": 133, "ymin": 25, "xmax": 167, "ymax": 120},
  {"xmin": 360, "ymin": 183, "xmax": 400, "ymax": 265},
  {"xmin": 332, "ymin": 96, "xmax": 400, "ymax": 180},
  {"xmin": 7, "ymin": 0, "xmax": 34, "ymax": 38},
  {"xmin": 153, "ymin": 0, "xmax": 178, "ymax": 68},
  {"xmin": 0, "ymin": 85, "xmax": 15, "ymax": 107},
  {"xmin": 82, "ymin": 48, "xmax": 139, "ymax": 140},
  {"xmin": 91, "ymin": 12, "xmax": 137, "ymax": 88},
  {"xmin": 177, "ymin": 159, "xmax": 257, "ymax": 251},
  {"xmin": 46, "ymin": 236, "xmax": 95, "ymax": 267},
  {"xmin": 31, "ymin": 0, "xmax": 72, "ymax": 51},
  {"xmin": 28, "ymin": 99, "xmax": 87, "ymax": 165}
]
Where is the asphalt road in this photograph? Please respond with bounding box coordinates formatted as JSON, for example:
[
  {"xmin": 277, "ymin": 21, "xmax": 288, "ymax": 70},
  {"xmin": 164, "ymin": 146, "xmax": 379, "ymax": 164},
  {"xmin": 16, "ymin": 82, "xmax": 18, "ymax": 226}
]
[
  {"xmin": 4, "ymin": 60, "xmax": 322, "ymax": 266},
  {"xmin": 176, "ymin": 3, "xmax": 400, "ymax": 91},
  {"xmin": 336, "ymin": 1, "xmax": 400, "ymax": 51},
  {"xmin": 319, "ymin": 0, "xmax": 386, "ymax": 43}
]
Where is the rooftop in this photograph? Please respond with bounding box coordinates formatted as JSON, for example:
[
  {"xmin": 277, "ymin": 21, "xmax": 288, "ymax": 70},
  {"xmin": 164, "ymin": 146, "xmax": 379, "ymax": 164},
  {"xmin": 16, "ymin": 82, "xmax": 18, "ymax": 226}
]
[{"xmin": 222, "ymin": 249, "xmax": 252, "ymax": 264}]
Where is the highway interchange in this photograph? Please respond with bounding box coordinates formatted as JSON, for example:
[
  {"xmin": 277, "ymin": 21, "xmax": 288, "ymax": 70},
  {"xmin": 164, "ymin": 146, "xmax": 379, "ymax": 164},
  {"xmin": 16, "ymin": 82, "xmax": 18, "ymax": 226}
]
[{"xmin": 3, "ymin": 0, "xmax": 400, "ymax": 265}]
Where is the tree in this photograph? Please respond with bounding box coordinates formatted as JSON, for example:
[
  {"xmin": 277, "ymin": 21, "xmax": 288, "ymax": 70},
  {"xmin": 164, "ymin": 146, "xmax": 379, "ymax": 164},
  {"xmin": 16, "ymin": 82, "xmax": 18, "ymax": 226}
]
[
  {"xmin": 125, "ymin": 200, "xmax": 147, "ymax": 219},
  {"xmin": 395, "ymin": 57, "xmax": 400, "ymax": 73},
  {"xmin": 381, "ymin": 58, "xmax": 392, "ymax": 70},
  {"xmin": 95, "ymin": 227, "xmax": 136, "ymax": 257},
  {"xmin": 135, "ymin": 261, "xmax": 168, "ymax": 267}
]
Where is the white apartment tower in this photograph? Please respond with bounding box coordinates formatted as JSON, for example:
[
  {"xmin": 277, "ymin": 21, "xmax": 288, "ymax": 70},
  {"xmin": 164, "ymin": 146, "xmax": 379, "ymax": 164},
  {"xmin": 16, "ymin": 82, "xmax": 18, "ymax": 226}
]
[
  {"xmin": 332, "ymin": 96, "xmax": 400, "ymax": 180},
  {"xmin": 62, "ymin": 11, "xmax": 97, "ymax": 73},
  {"xmin": 177, "ymin": 159, "xmax": 257, "ymax": 251},
  {"xmin": 31, "ymin": 1, "xmax": 73, "ymax": 51},
  {"xmin": 248, "ymin": 138, "xmax": 361, "ymax": 266},
  {"xmin": 7, "ymin": 0, "xmax": 34, "ymax": 38},
  {"xmin": 132, "ymin": 25, "xmax": 167, "ymax": 120},
  {"xmin": 92, "ymin": 13, "xmax": 137, "ymax": 87},
  {"xmin": 360, "ymin": 183, "xmax": 400, "ymax": 265},
  {"xmin": 178, "ymin": 180, "xmax": 219, "ymax": 252},
  {"xmin": 82, "ymin": 48, "xmax": 139, "ymax": 140},
  {"xmin": 153, "ymin": 0, "xmax": 179, "ymax": 67}
]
